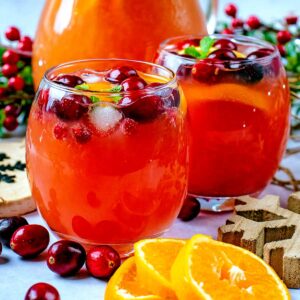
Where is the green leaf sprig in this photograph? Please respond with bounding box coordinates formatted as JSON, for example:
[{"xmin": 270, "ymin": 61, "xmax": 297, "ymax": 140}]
[{"xmin": 184, "ymin": 36, "xmax": 215, "ymax": 59}]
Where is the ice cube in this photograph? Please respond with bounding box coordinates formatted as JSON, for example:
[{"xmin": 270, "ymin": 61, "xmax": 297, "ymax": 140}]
[
  {"xmin": 75, "ymin": 69, "xmax": 105, "ymax": 83},
  {"xmin": 90, "ymin": 105, "xmax": 123, "ymax": 132}
]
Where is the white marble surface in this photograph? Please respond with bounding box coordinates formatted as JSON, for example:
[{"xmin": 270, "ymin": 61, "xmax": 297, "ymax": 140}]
[{"xmin": 0, "ymin": 0, "xmax": 300, "ymax": 299}]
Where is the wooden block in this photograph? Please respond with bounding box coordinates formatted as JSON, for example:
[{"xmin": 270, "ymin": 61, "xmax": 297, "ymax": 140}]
[
  {"xmin": 218, "ymin": 194, "xmax": 300, "ymax": 288},
  {"xmin": 0, "ymin": 139, "xmax": 35, "ymax": 217},
  {"xmin": 288, "ymin": 192, "xmax": 300, "ymax": 214}
]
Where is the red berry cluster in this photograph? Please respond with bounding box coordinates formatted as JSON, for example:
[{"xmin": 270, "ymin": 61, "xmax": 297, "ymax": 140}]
[
  {"xmin": 223, "ymin": 3, "xmax": 297, "ymax": 57},
  {"xmin": 0, "ymin": 216, "xmax": 121, "ymax": 300},
  {"xmin": 0, "ymin": 26, "xmax": 34, "ymax": 134}
]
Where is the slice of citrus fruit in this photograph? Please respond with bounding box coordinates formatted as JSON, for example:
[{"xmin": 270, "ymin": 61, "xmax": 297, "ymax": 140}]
[
  {"xmin": 171, "ymin": 234, "xmax": 290, "ymax": 300},
  {"xmin": 105, "ymin": 257, "xmax": 163, "ymax": 300}
]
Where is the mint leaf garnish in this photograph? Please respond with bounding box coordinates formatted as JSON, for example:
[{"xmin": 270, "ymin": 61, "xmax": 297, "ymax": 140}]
[
  {"xmin": 184, "ymin": 46, "xmax": 201, "ymax": 58},
  {"xmin": 110, "ymin": 85, "xmax": 122, "ymax": 93},
  {"xmin": 90, "ymin": 95, "xmax": 100, "ymax": 103},
  {"xmin": 112, "ymin": 96, "xmax": 122, "ymax": 103},
  {"xmin": 200, "ymin": 36, "xmax": 215, "ymax": 59},
  {"xmin": 75, "ymin": 83, "xmax": 90, "ymax": 90}
]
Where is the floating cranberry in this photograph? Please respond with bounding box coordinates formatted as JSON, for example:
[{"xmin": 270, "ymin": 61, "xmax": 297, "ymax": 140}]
[
  {"xmin": 53, "ymin": 94, "xmax": 91, "ymax": 121},
  {"xmin": 285, "ymin": 15, "xmax": 298, "ymax": 25},
  {"xmin": 246, "ymin": 15, "xmax": 261, "ymax": 29},
  {"xmin": 53, "ymin": 123, "xmax": 68, "ymax": 140},
  {"xmin": 47, "ymin": 240, "xmax": 86, "ymax": 277},
  {"xmin": 208, "ymin": 49, "xmax": 236, "ymax": 60},
  {"xmin": 8, "ymin": 76, "xmax": 25, "ymax": 91},
  {"xmin": 2, "ymin": 50, "xmax": 20, "ymax": 65},
  {"xmin": 178, "ymin": 196, "xmax": 201, "ymax": 222},
  {"xmin": 72, "ymin": 126, "xmax": 91, "ymax": 144},
  {"xmin": 231, "ymin": 18, "xmax": 244, "ymax": 29},
  {"xmin": 25, "ymin": 283, "xmax": 60, "ymax": 300},
  {"xmin": 10, "ymin": 224, "xmax": 49, "ymax": 258},
  {"xmin": 214, "ymin": 39, "xmax": 237, "ymax": 50},
  {"xmin": 192, "ymin": 59, "xmax": 224, "ymax": 83},
  {"xmin": 176, "ymin": 38, "xmax": 201, "ymax": 50},
  {"xmin": 4, "ymin": 104, "xmax": 20, "ymax": 117},
  {"xmin": 5, "ymin": 26, "xmax": 21, "ymax": 41},
  {"xmin": 222, "ymin": 28, "xmax": 234, "ymax": 34},
  {"xmin": 105, "ymin": 66, "xmax": 138, "ymax": 83},
  {"xmin": 277, "ymin": 30, "xmax": 292, "ymax": 45},
  {"xmin": 2, "ymin": 64, "xmax": 18, "ymax": 77},
  {"xmin": 277, "ymin": 44, "xmax": 286, "ymax": 57},
  {"xmin": 0, "ymin": 87, "xmax": 6, "ymax": 98},
  {"xmin": 234, "ymin": 63, "xmax": 264, "ymax": 84},
  {"xmin": 225, "ymin": 3, "xmax": 237, "ymax": 18},
  {"xmin": 86, "ymin": 245, "xmax": 121, "ymax": 279},
  {"xmin": 3, "ymin": 116, "xmax": 18, "ymax": 131},
  {"xmin": 54, "ymin": 74, "xmax": 84, "ymax": 88},
  {"xmin": 0, "ymin": 217, "xmax": 28, "ymax": 247},
  {"xmin": 246, "ymin": 48, "xmax": 273, "ymax": 59},
  {"xmin": 121, "ymin": 118, "xmax": 138, "ymax": 135},
  {"xmin": 121, "ymin": 76, "xmax": 147, "ymax": 91}
]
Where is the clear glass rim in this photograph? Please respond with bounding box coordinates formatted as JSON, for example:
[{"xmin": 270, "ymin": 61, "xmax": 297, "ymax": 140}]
[
  {"xmin": 158, "ymin": 34, "xmax": 279, "ymax": 65},
  {"xmin": 43, "ymin": 58, "xmax": 177, "ymax": 96}
]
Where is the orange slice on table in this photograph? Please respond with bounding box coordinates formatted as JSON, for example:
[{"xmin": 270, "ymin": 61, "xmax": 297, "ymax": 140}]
[
  {"xmin": 104, "ymin": 257, "xmax": 163, "ymax": 300},
  {"xmin": 171, "ymin": 234, "xmax": 290, "ymax": 300}
]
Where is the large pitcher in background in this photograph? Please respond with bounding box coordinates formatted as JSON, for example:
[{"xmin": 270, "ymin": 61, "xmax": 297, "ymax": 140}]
[{"xmin": 32, "ymin": 0, "xmax": 218, "ymax": 86}]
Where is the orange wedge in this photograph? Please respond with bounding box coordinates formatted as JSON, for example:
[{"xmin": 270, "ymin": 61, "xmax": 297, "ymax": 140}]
[
  {"xmin": 171, "ymin": 234, "xmax": 290, "ymax": 300},
  {"xmin": 104, "ymin": 257, "xmax": 163, "ymax": 300},
  {"xmin": 134, "ymin": 238, "xmax": 186, "ymax": 299}
]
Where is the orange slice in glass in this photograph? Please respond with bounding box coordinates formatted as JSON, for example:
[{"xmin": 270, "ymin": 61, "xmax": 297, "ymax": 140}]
[{"xmin": 171, "ymin": 234, "xmax": 290, "ymax": 300}]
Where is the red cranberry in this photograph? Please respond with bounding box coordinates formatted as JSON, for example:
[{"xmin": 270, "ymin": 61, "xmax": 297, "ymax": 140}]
[
  {"xmin": 225, "ymin": 3, "xmax": 237, "ymax": 18},
  {"xmin": 37, "ymin": 89, "xmax": 49, "ymax": 109},
  {"xmin": 176, "ymin": 38, "xmax": 201, "ymax": 50},
  {"xmin": 277, "ymin": 44, "xmax": 286, "ymax": 57},
  {"xmin": 192, "ymin": 59, "xmax": 224, "ymax": 83},
  {"xmin": 4, "ymin": 104, "xmax": 20, "ymax": 117},
  {"xmin": 120, "ymin": 95, "xmax": 164, "ymax": 121},
  {"xmin": 2, "ymin": 50, "xmax": 20, "ymax": 65},
  {"xmin": 54, "ymin": 74, "xmax": 84, "ymax": 88},
  {"xmin": 231, "ymin": 18, "xmax": 244, "ymax": 29},
  {"xmin": 178, "ymin": 196, "xmax": 201, "ymax": 222},
  {"xmin": 53, "ymin": 123, "xmax": 68, "ymax": 140},
  {"xmin": 0, "ymin": 87, "xmax": 6, "ymax": 98},
  {"xmin": 8, "ymin": 76, "xmax": 25, "ymax": 91},
  {"xmin": 17, "ymin": 36, "xmax": 33, "ymax": 52},
  {"xmin": 121, "ymin": 76, "xmax": 147, "ymax": 91},
  {"xmin": 176, "ymin": 64, "xmax": 193, "ymax": 79},
  {"xmin": 25, "ymin": 283, "xmax": 60, "ymax": 300},
  {"xmin": 246, "ymin": 48, "xmax": 273, "ymax": 59},
  {"xmin": 246, "ymin": 15, "xmax": 261, "ymax": 29},
  {"xmin": 2, "ymin": 64, "xmax": 18, "ymax": 77},
  {"xmin": 285, "ymin": 15, "xmax": 298, "ymax": 25},
  {"xmin": 105, "ymin": 66, "xmax": 138, "ymax": 83},
  {"xmin": 10, "ymin": 224, "xmax": 50, "ymax": 258},
  {"xmin": 208, "ymin": 49, "xmax": 236, "ymax": 60},
  {"xmin": 47, "ymin": 240, "xmax": 86, "ymax": 277},
  {"xmin": 277, "ymin": 30, "xmax": 292, "ymax": 44},
  {"xmin": 5, "ymin": 26, "xmax": 21, "ymax": 41},
  {"xmin": 20, "ymin": 36, "xmax": 33, "ymax": 44},
  {"xmin": 0, "ymin": 217, "xmax": 28, "ymax": 247},
  {"xmin": 222, "ymin": 28, "xmax": 234, "ymax": 34},
  {"xmin": 72, "ymin": 126, "xmax": 91, "ymax": 144},
  {"xmin": 233, "ymin": 63, "xmax": 264, "ymax": 83},
  {"xmin": 53, "ymin": 94, "xmax": 91, "ymax": 121},
  {"xmin": 213, "ymin": 39, "xmax": 237, "ymax": 50},
  {"xmin": 3, "ymin": 116, "xmax": 18, "ymax": 131},
  {"xmin": 86, "ymin": 245, "xmax": 121, "ymax": 279},
  {"xmin": 121, "ymin": 118, "xmax": 138, "ymax": 135}
]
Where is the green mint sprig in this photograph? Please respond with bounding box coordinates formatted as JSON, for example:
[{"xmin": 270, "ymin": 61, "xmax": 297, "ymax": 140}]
[{"xmin": 184, "ymin": 36, "xmax": 215, "ymax": 59}]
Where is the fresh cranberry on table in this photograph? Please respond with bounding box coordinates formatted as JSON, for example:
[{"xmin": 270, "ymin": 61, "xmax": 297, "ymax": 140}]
[
  {"xmin": 0, "ymin": 87, "xmax": 6, "ymax": 98},
  {"xmin": 2, "ymin": 64, "xmax": 18, "ymax": 77},
  {"xmin": 10, "ymin": 224, "xmax": 50, "ymax": 258},
  {"xmin": 224, "ymin": 3, "xmax": 237, "ymax": 18},
  {"xmin": 17, "ymin": 36, "xmax": 33, "ymax": 52},
  {"xmin": 222, "ymin": 28, "xmax": 234, "ymax": 35},
  {"xmin": 4, "ymin": 104, "xmax": 20, "ymax": 117},
  {"xmin": 105, "ymin": 66, "xmax": 138, "ymax": 83},
  {"xmin": 208, "ymin": 49, "xmax": 237, "ymax": 60},
  {"xmin": 285, "ymin": 15, "xmax": 298, "ymax": 25},
  {"xmin": 5, "ymin": 26, "xmax": 21, "ymax": 41},
  {"xmin": 52, "ymin": 94, "xmax": 91, "ymax": 121},
  {"xmin": 246, "ymin": 48, "xmax": 273, "ymax": 60},
  {"xmin": 178, "ymin": 196, "xmax": 201, "ymax": 222},
  {"xmin": 213, "ymin": 39, "xmax": 237, "ymax": 51},
  {"xmin": 54, "ymin": 74, "xmax": 84, "ymax": 88},
  {"xmin": 121, "ymin": 76, "xmax": 147, "ymax": 91},
  {"xmin": 8, "ymin": 76, "xmax": 25, "ymax": 91},
  {"xmin": 86, "ymin": 245, "xmax": 121, "ymax": 279},
  {"xmin": 3, "ymin": 116, "xmax": 18, "ymax": 131},
  {"xmin": 277, "ymin": 30, "xmax": 292, "ymax": 45},
  {"xmin": 25, "ymin": 283, "xmax": 60, "ymax": 300},
  {"xmin": 0, "ymin": 217, "xmax": 28, "ymax": 247},
  {"xmin": 2, "ymin": 50, "xmax": 20, "ymax": 65},
  {"xmin": 231, "ymin": 18, "xmax": 244, "ymax": 29},
  {"xmin": 246, "ymin": 15, "xmax": 261, "ymax": 29},
  {"xmin": 47, "ymin": 240, "xmax": 86, "ymax": 277},
  {"xmin": 277, "ymin": 44, "xmax": 286, "ymax": 57}
]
